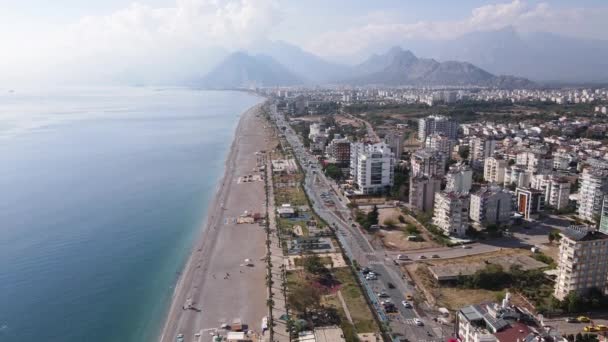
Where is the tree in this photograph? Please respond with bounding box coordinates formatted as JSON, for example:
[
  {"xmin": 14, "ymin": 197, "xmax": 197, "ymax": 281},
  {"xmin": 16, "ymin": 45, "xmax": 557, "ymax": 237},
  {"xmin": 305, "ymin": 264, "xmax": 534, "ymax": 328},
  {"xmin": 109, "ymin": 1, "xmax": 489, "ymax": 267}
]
[
  {"xmin": 459, "ymin": 147, "xmax": 470, "ymax": 160},
  {"xmin": 548, "ymin": 230, "xmax": 562, "ymax": 244},
  {"xmin": 302, "ymin": 254, "xmax": 327, "ymax": 275},
  {"xmin": 367, "ymin": 205, "xmax": 379, "ymax": 226},
  {"xmin": 324, "ymin": 164, "xmax": 343, "ymax": 180},
  {"xmin": 287, "ymin": 284, "xmax": 321, "ymax": 317}
]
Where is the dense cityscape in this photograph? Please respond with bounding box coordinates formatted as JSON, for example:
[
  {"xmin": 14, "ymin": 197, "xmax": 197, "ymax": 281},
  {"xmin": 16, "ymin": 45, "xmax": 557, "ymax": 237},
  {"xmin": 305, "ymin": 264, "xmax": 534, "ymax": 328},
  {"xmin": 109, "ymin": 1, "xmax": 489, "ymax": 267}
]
[{"xmin": 253, "ymin": 85, "xmax": 608, "ymax": 342}]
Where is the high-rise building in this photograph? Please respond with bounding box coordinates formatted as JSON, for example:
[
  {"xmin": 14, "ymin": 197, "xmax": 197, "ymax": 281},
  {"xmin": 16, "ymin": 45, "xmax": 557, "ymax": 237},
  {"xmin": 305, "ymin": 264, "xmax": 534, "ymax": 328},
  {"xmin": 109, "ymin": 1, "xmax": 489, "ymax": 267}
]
[
  {"xmin": 515, "ymin": 187, "xmax": 544, "ymax": 220},
  {"xmin": 601, "ymin": 198, "xmax": 608, "ymax": 235},
  {"xmin": 326, "ymin": 137, "xmax": 351, "ymax": 168},
  {"xmin": 445, "ymin": 163, "xmax": 473, "ymax": 193},
  {"xmin": 433, "ymin": 191, "xmax": 470, "ymax": 237},
  {"xmin": 531, "ymin": 174, "xmax": 571, "ymax": 210},
  {"xmin": 350, "ymin": 143, "xmax": 395, "ymax": 195},
  {"xmin": 469, "ymin": 186, "xmax": 512, "ymax": 226},
  {"xmin": 578, "ymin": 168, "xmax": 608, "ymax": 223},
  {"xmin": 470, "ymin": 137, "xmax": 497, "ymax": 167},
  {"xmin": 554, "ymin": 226, "xmax": 608, "ymax": 300},
  {"xmin": 409, "ymin": 176, "xmax": 442, "ymax": 212},
  {"xmin": 504, "ymin": 165, "xmax": 531, "ymax": 188},
  {"xmin": 483, "ymin": 157, "xmax": 507, "ymax": 184},
  {"xmin": 384, "ymin": 131, "xmax": 404, "ymax": 158},
  {"xmin": 410, "ymin": 148, "xmax": 447, "ymax": 178},
  {"xmin": 418, "ymin": 115, "xmax": 458, "ymax": 142},
  {"xmin": 425, "ymin": 133, "xmax": 454, "ymax": 155}
]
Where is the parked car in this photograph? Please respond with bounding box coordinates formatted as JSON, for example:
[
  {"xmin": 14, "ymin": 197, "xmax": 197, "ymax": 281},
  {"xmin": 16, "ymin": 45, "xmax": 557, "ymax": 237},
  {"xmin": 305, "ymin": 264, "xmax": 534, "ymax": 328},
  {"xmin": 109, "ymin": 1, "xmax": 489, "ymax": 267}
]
[
  {"xmin": 577, "ymin": 316, "xmax": 591, "ymax": 323},
  {"xmin": 565, "ymin": 317, "xmax": 578, "ymax": 323},
  {"xmin": 387, "ymin": 282, "xmax": 396, "ymax": 289},
  {"xmin": 584, "ymin": 326, "xmax": 600, "ymax": 333},
  {"xmin": 414, "ymin": 318, "xmax": 424, "ymax": 326},
  {"xmin": 402, "ymin": 301, "xmax": 412, "ymax": 308},
  {"xmin": 397, "ymin": 254, "xmax": 409, "ymax": 260},
  {"xmin": 378, "ymin": 292, "xmax": 390, "ymax": 298},
  {"xmin": 176, "ymin": 334, "xmax": 184, "ymax": 342}
]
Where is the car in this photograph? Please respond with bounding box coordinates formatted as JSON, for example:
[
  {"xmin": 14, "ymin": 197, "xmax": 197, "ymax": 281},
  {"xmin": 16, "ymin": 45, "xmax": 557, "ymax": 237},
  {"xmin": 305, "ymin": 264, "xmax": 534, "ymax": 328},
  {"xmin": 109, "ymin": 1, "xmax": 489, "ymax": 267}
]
[
  {"xmin": 431, "ymin": 254, "xmax": 440, "ymax": 259},
  {"xmin": 397, "ymin": 254, "xmax": 409, "ymax": 260},
  {"xmin": 176, "ymin": 334, "xmax": 184, "ymax": 342},
  {"xmin": 361, "ymin": 267, "xmax": 372, "ymax": 274},
  {"xmin": 596, "ymin": 324, "xmax": 608, "ymax": 332},
  {"xmin": 577, "ymin": 316, "xmax": 591, "ymax": 323},
  {"xmin": 461, "ymin": 245, "xmax": 472, "ymax": 249},
  {"xmin": 402, "ymin": 301, "xmax": 412, "ymax": 308},
  {"xmin": 565, "ymin": 317, "xmax": 578, "ymax": 323},
  {"xmin": 584, "ymin": 326, "xmax": 600, "ymax": 333},
  {"xmin": 387, "ymin": 282, "xmax": 396, "ymax": 289},
  {"xmin": 405, "ymin": 294, "xmax": 413, "ymax": 300},
  {"xmin": 378, "ymin": 292, "xmax": 390, "ymax": 298},
  {"xmin": 414, "ymin": 318, "xmax": 424, "ymax": 326},
  {"xmin": 418, "ymin": 255, "xmax": 427, "ymax": 260}
]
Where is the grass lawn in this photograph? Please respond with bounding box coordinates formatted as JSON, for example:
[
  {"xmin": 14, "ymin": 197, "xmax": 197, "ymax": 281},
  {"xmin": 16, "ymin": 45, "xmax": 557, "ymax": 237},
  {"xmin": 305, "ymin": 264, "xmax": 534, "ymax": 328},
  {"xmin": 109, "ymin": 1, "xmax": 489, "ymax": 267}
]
[
  {"xmin": 275, "ymin": 185, "xmax": 308, "ymax": 206},
  {"xmin": 437, "ymin": 288, "xmax": 504, "ymax": 310},
  {"xmin": 332, "ymin": 268, "xmax": 378, "ymax": 333},
  {"xmin": 294, "ymin": 256, "xmax": 333, "ymax": 267}
]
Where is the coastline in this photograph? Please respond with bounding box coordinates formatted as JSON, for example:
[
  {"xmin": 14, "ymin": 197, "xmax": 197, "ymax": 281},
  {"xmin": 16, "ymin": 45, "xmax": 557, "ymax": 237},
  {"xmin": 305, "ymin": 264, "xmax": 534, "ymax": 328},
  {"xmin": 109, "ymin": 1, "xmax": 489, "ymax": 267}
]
[{"xmin": 158, "ymin": 100, "xmax": 270, "ymax": 342}]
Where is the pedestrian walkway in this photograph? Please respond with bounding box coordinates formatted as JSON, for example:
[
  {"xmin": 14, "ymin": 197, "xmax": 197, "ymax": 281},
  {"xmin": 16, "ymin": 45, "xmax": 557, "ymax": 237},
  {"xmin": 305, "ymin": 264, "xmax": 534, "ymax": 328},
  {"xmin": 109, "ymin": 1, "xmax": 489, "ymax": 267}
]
[{"xmin": 265, "ymin": 158, "xmax": 290, "ymax": 342}]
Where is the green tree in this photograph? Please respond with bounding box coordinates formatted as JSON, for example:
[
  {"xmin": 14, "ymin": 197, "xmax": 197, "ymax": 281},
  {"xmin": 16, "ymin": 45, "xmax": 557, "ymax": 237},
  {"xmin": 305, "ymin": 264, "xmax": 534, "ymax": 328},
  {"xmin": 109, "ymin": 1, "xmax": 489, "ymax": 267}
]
[
  {"xmin": 324, "ymin": 164, "xmax": 343, "ymax": 180},
  {"xmin": 367, "ymin": 205, "xmax": 379, "ymax": 227},
  {"xmin": 459, "ymin": 147, "xmax": 470, "ymax": 160},
  {"xmin": 287, "ymin": 284, "xmax": 322, "ymax": 317},
  {"xmin": 302, "ymin": 254, "xmax": 327, "ymax": 275}
]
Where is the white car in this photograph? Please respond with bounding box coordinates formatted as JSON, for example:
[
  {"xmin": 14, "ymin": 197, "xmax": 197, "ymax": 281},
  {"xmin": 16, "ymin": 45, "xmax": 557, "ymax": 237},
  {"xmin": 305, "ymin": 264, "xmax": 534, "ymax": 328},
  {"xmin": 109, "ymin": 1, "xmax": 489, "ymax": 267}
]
[
  {"xmin": 414, "ymin": 318, "xmax": 424, "ymax": 326},
  {"xmin": 401, "ymin": 301, "xmax": 412, "ymax": 308},
  {"xmin": 176, "ymin": 333, "xmax": 184, "ymax": 342}
]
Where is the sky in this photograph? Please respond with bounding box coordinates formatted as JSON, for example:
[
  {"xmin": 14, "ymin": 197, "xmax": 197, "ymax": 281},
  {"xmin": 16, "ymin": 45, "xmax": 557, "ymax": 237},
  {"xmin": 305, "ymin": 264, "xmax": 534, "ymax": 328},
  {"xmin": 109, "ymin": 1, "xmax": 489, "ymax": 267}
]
[{"xmin": 1, "ymin": 0, "xmax": 607, "ymax": 85}]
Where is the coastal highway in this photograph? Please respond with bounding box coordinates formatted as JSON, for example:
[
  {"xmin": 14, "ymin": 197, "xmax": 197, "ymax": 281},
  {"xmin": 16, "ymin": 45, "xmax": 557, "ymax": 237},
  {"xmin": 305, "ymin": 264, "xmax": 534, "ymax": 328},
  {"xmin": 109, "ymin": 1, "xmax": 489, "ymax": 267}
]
[{"xmin": 270, "ymin": 105, "xmax": 444, "ymax": 342}]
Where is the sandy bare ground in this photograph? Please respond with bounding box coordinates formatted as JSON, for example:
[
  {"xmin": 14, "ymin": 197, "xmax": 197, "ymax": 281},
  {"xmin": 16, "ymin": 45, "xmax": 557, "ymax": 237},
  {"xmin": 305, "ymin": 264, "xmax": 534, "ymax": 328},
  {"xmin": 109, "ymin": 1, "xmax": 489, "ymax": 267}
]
[{"xmin": 158, "ymin": 103, "xmax": 272, "ymax": 342}]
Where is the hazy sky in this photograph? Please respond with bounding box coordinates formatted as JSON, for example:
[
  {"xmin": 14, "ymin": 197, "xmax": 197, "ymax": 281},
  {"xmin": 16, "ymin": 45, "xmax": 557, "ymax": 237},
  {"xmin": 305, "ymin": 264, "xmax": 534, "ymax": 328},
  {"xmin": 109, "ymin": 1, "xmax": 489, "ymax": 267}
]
[{"xmin": 1, "ymin": 0, "xmax": 607, "ymax": 84}]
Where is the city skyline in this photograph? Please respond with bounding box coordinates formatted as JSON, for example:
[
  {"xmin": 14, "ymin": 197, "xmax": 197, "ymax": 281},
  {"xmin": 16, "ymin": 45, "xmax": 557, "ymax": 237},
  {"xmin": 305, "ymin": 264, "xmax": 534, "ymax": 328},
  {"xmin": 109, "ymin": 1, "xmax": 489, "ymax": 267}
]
[{"xmin": 2, "ymin": 0, "xmax": 608, "ymax": 85}]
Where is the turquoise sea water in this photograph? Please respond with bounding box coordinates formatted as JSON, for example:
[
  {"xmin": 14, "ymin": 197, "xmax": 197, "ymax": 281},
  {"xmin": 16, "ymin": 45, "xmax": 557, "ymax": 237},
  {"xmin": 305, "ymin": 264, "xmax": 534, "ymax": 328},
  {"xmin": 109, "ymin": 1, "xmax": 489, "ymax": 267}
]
[{"xmin": 0, "ymin": 87, "xmax": 261, "ymax": 342}]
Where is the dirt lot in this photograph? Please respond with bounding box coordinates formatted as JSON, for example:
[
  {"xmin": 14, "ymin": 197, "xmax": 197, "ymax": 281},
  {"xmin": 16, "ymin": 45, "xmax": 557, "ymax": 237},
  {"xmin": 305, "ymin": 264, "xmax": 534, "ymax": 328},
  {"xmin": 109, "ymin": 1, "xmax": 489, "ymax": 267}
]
[
  {"xmin": 335, "ymin": 115, "xmax": 364, "ymax": 127},
  {"xmin": 376, "ymin": 208, "xmax": 441, "ymax": 250},
  {"xmin": 404, "ymin": 248, "xmax": 537, "ymax": 310}
]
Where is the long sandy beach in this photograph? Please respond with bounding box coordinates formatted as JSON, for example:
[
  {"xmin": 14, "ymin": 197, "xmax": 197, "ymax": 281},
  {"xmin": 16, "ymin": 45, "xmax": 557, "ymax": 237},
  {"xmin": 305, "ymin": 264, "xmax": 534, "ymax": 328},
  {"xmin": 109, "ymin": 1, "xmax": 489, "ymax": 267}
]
[{"xmin": 159, "ymin": 102, "xmax": 271, "ymax": 342}]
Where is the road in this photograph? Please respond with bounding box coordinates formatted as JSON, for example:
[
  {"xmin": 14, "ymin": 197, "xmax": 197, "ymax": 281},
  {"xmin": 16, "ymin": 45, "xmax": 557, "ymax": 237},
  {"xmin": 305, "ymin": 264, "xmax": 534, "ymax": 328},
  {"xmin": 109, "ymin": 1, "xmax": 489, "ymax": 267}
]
[{"xmin": 271, "ymin": 105, "xmax": 444, "ymax": 342}]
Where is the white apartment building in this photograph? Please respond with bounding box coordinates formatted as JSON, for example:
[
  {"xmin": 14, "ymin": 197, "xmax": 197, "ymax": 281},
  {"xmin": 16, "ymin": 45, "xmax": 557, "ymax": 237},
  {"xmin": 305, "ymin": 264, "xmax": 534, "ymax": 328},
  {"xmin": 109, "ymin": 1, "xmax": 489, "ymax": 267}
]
[
  {"xmin": 446, "ymin": 163, "xmax": 473, "ymax": 193},
  {"xmin": 483, "ymin": 157, "xmax": 507, "ymax": 184},
  {"xmin": 470, "ymin": 186, "xmax": 512, "ymax": 226},
  {"xmin": 409, "ymin": 176, "xmax": 442, "ymax": 212},
  {"xmin": 418, "ymin": 115, "xmax": 458, "ymax": 142},
  {"xmin": 531, "ymin": 174, "xmax": 571, "ymax": 210},
  {"xmin": 350, "ymin": 143, "xmax": 395, "ymax": 195},
  {"xmin": 504, "ymin": 165, "xmax": 531, "ymax": 188},
  {"xmin": 516, "ymin": 151, "xmax": 553, "ymax": 174},
  {"xmin": 432, "ymin": 191, "xmax": 470, "ymax": 237},
  {"xmin": 470, "ymin": 137, "xmax": 497, "ymax": 166},
  {"xmin": 410, "ymin": 148, "xmax": 446, "ymax": 178},
  {"xmin": 554, "ymin": 226, "xmax": 608, "ymax": 300},
  {"xmin": 425, "ymin": 133, "xmax": 454, "ymax": 155},
  {"xmin": 577, "ymin": 168, "xmax": 608, "ymax": 223},
  {"xmin": 601, "ymin": 198, "xmax": 608, "ymax": 235},
  {"xmin": 384, "ymin": 131, "xmax": 404, "ymax": 158}
]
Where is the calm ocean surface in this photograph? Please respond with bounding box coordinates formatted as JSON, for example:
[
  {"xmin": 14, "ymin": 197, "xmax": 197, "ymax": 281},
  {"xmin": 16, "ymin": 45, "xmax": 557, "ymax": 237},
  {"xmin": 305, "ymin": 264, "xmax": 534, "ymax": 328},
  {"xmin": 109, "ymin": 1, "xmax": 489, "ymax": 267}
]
[{"xmin": 0, "ymin": 87, "xmax": 262, "ymax": 342}]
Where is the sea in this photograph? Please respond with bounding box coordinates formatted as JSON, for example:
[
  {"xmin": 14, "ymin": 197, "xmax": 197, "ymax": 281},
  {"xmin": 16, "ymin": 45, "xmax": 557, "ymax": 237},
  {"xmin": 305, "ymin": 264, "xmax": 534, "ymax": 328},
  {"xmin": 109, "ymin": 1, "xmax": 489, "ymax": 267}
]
[{"xmin": 0, "ymin": 87, "xmax": 262, "ymax": 342}]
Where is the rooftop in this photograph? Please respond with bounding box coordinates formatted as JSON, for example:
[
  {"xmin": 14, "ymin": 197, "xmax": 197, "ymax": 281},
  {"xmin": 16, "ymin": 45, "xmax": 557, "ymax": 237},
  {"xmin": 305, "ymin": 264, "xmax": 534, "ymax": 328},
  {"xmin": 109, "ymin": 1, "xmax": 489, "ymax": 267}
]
[{"xmin": 562, "ymin": 225, "xmax": 608, "ymax": 241}]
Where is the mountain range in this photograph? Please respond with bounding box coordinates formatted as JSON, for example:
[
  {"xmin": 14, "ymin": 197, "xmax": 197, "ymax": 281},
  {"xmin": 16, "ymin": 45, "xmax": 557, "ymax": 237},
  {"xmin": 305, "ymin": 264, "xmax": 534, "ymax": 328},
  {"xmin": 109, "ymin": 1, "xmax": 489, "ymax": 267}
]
[{"xmin": 198, "ymin": 45, "xmax": 534, "ymax": 89}]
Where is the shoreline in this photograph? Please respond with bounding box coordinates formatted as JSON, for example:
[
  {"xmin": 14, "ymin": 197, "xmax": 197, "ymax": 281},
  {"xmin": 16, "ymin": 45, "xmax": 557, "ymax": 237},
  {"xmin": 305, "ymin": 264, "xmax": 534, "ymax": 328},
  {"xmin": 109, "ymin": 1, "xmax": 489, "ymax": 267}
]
[{"xmin": 158, "ymin": 100, "xmax": 269, "ymax": 342}]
